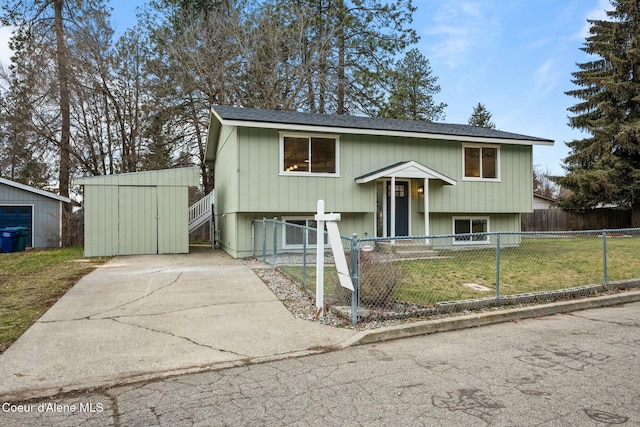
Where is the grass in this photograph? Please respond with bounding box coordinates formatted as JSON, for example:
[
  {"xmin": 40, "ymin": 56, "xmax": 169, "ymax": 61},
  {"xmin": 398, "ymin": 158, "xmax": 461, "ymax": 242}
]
[
  {"xmin": 279, "ymin": 236, "xmax": 640, "ymax": 306},
  {"xmin": 0, "ymin": 248, "xmax": 109, "ymax": 353}
]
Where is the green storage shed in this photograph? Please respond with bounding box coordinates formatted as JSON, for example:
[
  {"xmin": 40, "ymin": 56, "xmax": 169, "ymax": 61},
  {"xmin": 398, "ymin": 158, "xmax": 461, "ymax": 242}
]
[{"xmin": 74, "ymin": 168, "xmax": 200, "ymax": 257}]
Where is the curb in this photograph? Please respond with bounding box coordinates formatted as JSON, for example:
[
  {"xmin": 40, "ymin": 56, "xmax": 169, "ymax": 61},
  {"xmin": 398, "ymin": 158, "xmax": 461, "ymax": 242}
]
[{"xmin": 341, "ymin": 290, "xmax": 640, "ymax": 347}]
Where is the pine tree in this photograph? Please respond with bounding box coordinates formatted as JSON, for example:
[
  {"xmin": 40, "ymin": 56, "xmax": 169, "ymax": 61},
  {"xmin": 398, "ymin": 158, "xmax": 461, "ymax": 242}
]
[
  {"xmin": 379, "ymin": 48, "xmax": 446, "ymax": 122},
  {"xmin": 468, "ymin": 102, "xmax": 496, "ymax": 129},
  {"xmin": 558, "ymin": 0, "xmax": 640, "ymax": 226},
  {"xmin": 2, "ymin": 0, "xmax": 114, "ymax": 245}
]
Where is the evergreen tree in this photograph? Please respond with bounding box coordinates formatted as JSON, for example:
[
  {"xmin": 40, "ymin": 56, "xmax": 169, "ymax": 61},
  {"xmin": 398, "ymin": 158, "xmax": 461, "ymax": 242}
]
[
  {"xmin": 231, "ymin": 0, "xmax": 418, "ymax": 116},
  {"xmin": 0, "ymin": 81, "xmax": 52, "ymax": 187},
  {"xmin": 558, "ymin": 0, "xmax": 640, "ymax": 226},
  {"xmin": 2, "ymin": 0, "xmax": 115, "ymax": 245},
  {"xmin": 330, "ymin": 0, "xmax": 419, "ymax": 115},
  {"xmin": 468, "ymin": 102, "xmax": 496, "ymax": 129},
  {"xmin": 139, "ymin": 0, "xmax": 244, "ymax": 193},
  {"xmin": 378, "ymin": 48, "xmax": 446, "ymax": 122},
  {"xmin": 2, "ymin": 0, "xmax": 73, "ymax": 226}
]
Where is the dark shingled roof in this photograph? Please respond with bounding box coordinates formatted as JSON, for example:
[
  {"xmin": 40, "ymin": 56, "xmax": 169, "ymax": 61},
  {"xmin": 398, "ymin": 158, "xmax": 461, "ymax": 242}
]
[{"xmin": 212, "ymin": 105, "xmax": 553, "ymax": 144}]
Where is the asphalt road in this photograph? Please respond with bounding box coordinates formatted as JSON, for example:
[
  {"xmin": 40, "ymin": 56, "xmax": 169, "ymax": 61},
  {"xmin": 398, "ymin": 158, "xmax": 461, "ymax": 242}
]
[{"xmin": 3, "ymin": 301, "xmax": 640, "ymax": 426}]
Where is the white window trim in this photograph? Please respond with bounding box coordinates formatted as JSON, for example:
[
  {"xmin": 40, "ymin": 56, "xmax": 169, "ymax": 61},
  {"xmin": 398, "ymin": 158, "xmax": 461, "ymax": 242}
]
[
  {"xmin": 0, "ymin": 203, "xmax": 35, "ymax": 247},
  {"xmin": 281, "ymin": 216, "xmax": 329, "ymax": 249},
  {"xmin": 462, "ymin": 143, "xmax": 501, "ymax": 182},
  {"xmin": 452, "ymin": 216, "xmax": 490, "ymax": 245},
  {"xmin": 279, "ymin": 132, "xmax": 340, "ymax": 177}
]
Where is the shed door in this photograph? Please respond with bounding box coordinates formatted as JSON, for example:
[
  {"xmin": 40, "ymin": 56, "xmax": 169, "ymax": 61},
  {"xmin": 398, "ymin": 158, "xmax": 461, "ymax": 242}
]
[
  {"xmin": 0, "ymin": 205, "xmax": 33, "ymax": 247},
  {"xmin": 118, "ymin": 186, "xmax": 158, "ymax": 255}
]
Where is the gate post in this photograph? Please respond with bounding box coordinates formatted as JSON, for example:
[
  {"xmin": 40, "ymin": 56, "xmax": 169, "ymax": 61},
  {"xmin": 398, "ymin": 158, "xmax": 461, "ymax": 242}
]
[
  {"xmin": 315, "ymin": 201, "xmax": 326, "ymax": 317},
  {"xmin": 495, "ymin": 233, "xmax": 501, "ymax": 301},
  {"xmin": 272, "ymin": 217, "xmax": 278, "ymax": 266},
  {"xmin": 262, "ymin": 218, "xmax": 267, "ymax": 262},
  {"xmin": 350, "ymin": 234, "xmax": 359, "ymax": 325},
  {"xmin": 602, "ymin": 230, "xmax": 608, "ymax": 288}
]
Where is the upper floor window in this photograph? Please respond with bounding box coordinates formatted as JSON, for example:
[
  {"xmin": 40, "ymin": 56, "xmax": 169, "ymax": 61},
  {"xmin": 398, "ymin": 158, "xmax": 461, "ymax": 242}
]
[
  {"xmin": 280, "ymin": 133, "xmax": 338, "ymax": 176},
  {"xmin": 463, "ymin": 144, "xmax": 499, "ymax": 180}
]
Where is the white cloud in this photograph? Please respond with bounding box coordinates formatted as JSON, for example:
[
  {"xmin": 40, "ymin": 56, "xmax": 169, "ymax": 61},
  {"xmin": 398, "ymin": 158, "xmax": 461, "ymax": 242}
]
[
  {"xmin": 534, "ymin": 59, "xmax": 556, "ymax": 96},
  {"xmin": 422, "ymin": 1, "xmax": 500, "ymax": 69},
  {"xmin": 577, "ymin": 0, "xmax": 610, "ymax": 39},
  {"xmin": 0, "ymin": 26, "xmax": 15, "ymax": 69}
]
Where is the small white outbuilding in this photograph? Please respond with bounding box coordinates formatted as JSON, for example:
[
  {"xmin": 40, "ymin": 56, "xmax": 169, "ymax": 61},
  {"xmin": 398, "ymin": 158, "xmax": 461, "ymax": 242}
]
[{"xmin": 74, "ymin": 167, "xmax": 199, "ymax": 257}]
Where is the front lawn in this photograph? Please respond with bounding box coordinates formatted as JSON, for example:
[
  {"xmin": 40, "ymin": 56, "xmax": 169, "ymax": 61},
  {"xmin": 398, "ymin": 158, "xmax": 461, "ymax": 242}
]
[
  {"xmin": 0, "ymin": 248, "xmax": 108, "ymax": 353},
  {"xmin": 279, "ymin": 236, "xmax": 640, "ymax": 306}
]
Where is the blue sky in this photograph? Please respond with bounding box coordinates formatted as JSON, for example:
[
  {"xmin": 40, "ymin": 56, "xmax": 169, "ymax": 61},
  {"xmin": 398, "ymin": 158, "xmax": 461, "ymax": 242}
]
[
  {"xmin": 2, "ymin": 0, "xmax": 612, "ymax": 175},
  {"xmin": 415, "ymin": 0, "xmax": 610, "ymax": 176}
]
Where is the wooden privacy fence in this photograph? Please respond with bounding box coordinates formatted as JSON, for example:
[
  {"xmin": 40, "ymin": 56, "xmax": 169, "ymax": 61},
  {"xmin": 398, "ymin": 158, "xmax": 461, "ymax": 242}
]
[{"xmin": 522, "ymin": 208, "xmax": 631, "ymax": 231}]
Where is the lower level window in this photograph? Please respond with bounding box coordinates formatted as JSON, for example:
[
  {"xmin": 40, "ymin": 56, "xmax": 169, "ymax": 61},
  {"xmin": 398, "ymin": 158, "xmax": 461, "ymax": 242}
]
[
  {"xmin": 282, "ymin": 218, "xmax": 328, "ymax": 248},
  {"xmin": 453, "ymin": 217, "xmax": 489, "ymax": 243}
]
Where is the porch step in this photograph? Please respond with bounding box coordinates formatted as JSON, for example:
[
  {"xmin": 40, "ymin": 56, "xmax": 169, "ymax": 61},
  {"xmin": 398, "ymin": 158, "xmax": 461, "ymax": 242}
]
[{"xmin": 375, "ymin": 240, "xmax": 439, "ymax": 258}]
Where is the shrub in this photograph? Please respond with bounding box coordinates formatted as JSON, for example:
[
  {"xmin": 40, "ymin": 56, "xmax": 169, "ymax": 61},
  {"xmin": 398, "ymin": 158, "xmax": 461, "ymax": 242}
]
[
  {"xmin": 333, "ymin": 250, "xmax": 403, "ymax": 308},
  {"xmin": 357, "ymin": 251, "xmax": 403, "ymax": 307}
]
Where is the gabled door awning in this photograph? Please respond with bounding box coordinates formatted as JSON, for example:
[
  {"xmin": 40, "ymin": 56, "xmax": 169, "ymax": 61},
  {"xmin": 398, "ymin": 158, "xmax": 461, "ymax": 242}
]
[
  {"xmin": 356, "ymin": 161, "xmax": 455, "ymax": 241},
  {"xmin": 355, "ymin": 160, "xmax": 456, "ymax": 185}
]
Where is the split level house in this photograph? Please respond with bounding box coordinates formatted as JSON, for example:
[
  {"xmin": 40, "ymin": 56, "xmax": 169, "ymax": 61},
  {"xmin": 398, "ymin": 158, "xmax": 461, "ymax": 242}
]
[{"xmin": 205, "ymin": 105, "xmax": 554, "ymax": 258}]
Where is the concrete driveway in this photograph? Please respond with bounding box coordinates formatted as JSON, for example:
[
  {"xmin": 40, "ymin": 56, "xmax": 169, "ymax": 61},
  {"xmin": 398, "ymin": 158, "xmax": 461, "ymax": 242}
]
[{"xmin": 0, "ymin": 249, "xmax": 356, "ymax": 400}]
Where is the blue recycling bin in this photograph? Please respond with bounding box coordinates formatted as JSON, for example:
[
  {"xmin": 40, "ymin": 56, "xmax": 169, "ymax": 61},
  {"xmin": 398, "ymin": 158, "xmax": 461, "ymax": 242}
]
[{"xmin": 0, "ymin": 228, "xmax": 18, "ymax": 253}]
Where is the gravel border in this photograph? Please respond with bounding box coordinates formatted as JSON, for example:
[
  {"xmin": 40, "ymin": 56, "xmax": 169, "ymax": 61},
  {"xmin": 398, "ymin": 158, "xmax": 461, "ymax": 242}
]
[
  {"xmin": 242, "ymin": 258, "xmax": 488, "ymax": 331},
  {"xmin": 242, "ymin": 258, "xmax": 346, "ymax": 327}
]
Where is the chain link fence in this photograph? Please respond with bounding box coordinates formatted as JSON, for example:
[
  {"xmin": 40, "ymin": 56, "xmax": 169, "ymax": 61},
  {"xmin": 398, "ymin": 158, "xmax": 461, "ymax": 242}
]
[{"xmin": 253, "ymin": 219, "xmax": 640, "ymax": 324}]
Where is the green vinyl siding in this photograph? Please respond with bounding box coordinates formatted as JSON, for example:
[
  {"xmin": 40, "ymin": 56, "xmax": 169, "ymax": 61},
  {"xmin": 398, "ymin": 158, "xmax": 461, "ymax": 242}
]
[
  {"xmin": 228, "ymin": 129, "xmax": 532, "ymax": 216},
  {"xmin": 427, "ymin": 213, "xmax": 522, "ymax": 248},
  {"xmin": 431, "ymin": 144, "xmax": 532, "ymax": 213},
  {"xmin": 212, "ymin": 123, "xmax": 535, "ymax": 257},
  {"xmin": 223, "ymin": 212, "xmax": 521, "ymax": 258},
  {"xmin": 429, "ymin": 213, "xmax": 521, "ymax": 235},
  {"xmin": 215, "ymin": 211, "xmax": 238, "ymax": 257},
  {"xmin": 118, "ymin": 186, "xmax": 158, "ymax": 255},
  {"xmin": 83, "ymin": 185, "xmax": 119, "ymax": 257},
  {"xmin": 158, "ymin": 186, "xmax": 189, "ymax": 254},
  {"xmin": 74, "ymin": 167, "xmax": 199, "ymax": 187},
  {"xmin": 214, "ymin": 125, "xmax": 240, "ymax": 214},
  {"xmin": 212, "ymin": 125, "xmax": 240, "ymax": 256},
  {"xmin": 227, "ymin": 212, "xmax": 375, "ymax": 259},
  {"xmin": 238, "ymin": 128, "xmax": 371, "ymax": 213}
]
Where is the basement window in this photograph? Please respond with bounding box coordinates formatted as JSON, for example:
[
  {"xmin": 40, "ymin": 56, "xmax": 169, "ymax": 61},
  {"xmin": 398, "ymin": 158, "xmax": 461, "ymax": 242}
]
[
  {"xmin": 453, "ymin": 217, "xmax": 489, "ymax": 244},
  {"xmin": 282, "ymin": 218, "xmax": 328, "ymax": 249}
]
